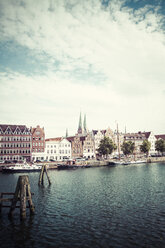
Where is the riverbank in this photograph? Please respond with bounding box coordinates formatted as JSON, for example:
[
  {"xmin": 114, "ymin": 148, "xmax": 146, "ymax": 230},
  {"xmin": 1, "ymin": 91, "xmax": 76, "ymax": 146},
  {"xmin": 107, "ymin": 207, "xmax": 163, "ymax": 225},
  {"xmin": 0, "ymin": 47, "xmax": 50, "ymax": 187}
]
[
  {"xmin": 0, "ymin": 157, "xmax": 165, "ymax": 172},
  {"xmin": 147, "ymin": 156, "xmax": 165, "ymax": 163}
]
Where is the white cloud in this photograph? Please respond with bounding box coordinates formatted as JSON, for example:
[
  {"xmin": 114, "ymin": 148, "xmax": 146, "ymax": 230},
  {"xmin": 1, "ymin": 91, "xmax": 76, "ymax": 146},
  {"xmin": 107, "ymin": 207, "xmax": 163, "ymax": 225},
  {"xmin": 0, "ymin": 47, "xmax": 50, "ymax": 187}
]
[{"xmin": 0, "ymin": 0, "xmax": 165, "ymax": 136}]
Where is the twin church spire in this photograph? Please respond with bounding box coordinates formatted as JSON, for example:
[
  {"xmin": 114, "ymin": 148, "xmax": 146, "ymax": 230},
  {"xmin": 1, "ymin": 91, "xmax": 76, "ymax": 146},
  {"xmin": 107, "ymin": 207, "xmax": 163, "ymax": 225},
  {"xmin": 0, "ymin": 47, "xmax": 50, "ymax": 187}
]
[
  {"xmin": 65, "ymin": 113, "xmax": 88, "ymax": 137},
  {"xmin": 78, "ymin": 112, "xmax": 87, "ymax": 135}
]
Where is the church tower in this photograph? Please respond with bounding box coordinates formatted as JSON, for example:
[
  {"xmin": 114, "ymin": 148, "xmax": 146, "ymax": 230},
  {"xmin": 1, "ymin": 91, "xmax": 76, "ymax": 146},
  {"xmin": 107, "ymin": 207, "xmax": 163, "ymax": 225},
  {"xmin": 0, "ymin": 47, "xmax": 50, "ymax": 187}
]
[
  {"xmin": 77, "ymin": 112, "xmax": 83, "ymax": 135},
  {"xmin": 83, "ymin": 114, "xmax": 87, "ymax": 134}
]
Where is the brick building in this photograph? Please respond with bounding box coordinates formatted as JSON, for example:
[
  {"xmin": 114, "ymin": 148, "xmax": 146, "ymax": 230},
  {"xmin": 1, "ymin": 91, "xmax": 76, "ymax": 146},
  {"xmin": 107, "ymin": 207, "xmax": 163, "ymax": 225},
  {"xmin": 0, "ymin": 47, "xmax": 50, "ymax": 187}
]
[
  {"xmin": 67, "ymin": 135, "xmax": 85, "ymax": 159},
  {"xmin": 31, "ymin": 125, "xmax": 45, "ymax": 153},
  {"xmin": 0, "ymin": 124, "xmax": 32, "ymax": 162},
  {"xmin": 31, "ymin": 125, "xmax": 45, "ymax": 162}
]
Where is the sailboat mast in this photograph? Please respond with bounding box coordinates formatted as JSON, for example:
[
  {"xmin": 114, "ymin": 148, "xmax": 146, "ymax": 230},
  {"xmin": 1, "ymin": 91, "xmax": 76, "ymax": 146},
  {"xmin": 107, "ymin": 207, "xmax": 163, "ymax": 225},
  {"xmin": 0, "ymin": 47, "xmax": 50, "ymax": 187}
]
[{"xmin": 117, "ymin": 123, "xmax": 121, "ymax": 160}]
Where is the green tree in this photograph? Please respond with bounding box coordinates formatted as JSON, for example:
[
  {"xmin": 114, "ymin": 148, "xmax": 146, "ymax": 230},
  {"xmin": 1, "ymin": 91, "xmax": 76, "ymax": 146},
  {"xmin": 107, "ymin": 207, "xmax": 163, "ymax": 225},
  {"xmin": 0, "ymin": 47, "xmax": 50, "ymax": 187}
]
[
  {"xmin": 155, "ymin": 139, "xmax": 165, "ymax": 155},
  {"xmin": 97, "ymin": 137, "xmax": 116, "ymax": 159},
  {"xmin": 140, "ymin": 140, "xmax": 151, "ymax": 157},
  {"xmin": 121, "ymin": 141, "xmax": 135, "ymax": 156}
]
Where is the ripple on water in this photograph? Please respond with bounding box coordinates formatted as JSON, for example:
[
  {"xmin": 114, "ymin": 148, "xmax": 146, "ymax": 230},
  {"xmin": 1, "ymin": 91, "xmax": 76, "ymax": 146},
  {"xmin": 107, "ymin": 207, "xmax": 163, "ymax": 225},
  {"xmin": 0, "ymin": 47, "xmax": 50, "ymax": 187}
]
[{"xmin": 0, "ymin": 164, "xmax": 165, "ymax": 248}]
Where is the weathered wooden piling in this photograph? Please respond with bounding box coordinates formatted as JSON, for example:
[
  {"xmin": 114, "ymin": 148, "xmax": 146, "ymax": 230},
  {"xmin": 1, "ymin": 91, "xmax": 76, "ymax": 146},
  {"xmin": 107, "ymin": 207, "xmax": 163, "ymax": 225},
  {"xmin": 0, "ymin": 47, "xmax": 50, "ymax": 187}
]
[
  {"xmin": 0, "ymin": 175, "xmax": 35, "ymax": 219},
  {"xmin": 38, "ymin": 164, "xmax": 51, "ymax": 186}
]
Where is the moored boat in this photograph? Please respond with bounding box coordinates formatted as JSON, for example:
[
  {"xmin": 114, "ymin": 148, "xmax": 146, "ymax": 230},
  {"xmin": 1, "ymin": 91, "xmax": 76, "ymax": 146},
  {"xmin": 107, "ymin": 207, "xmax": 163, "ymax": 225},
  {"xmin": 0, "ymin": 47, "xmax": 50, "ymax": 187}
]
[{"xmin": 2, "ymin": 161, "xmax": 42, "ymax": 173}]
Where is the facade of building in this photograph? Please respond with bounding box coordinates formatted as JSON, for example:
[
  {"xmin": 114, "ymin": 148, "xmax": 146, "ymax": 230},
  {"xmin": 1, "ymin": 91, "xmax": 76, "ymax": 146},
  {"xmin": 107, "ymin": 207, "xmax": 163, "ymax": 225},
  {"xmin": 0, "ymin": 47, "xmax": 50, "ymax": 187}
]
[
  {"xmin": 140, "ymin": 131, "xmax": 156, "ymax": 155},
  {"xmin": 83, "ymin": 133, "xmax": 95, "ymax": 159},
  {"xmin": 45, "ymin": 137, "xmax": 72, "ymax": 161},
  {"xmin": 124, "ymin": 132, "xmax": 146, "ymax": 156},
  {"xmin": 31, "ymin": 125, "xmax": 45, "ymax": 162},
  {"xmin": 67, "ymin": 135, "xmax": 85, "ymax": 159},
  {"xmin": 92, "ymin": 130, "xmax": 104, "ymax": 153},
  {"xmin": 0, "ymin": 124, "xmax": 32, "ymax": 162},
  {"xmin": 104, "ymin": 127, "xmax": 115, "ymax": 142}
]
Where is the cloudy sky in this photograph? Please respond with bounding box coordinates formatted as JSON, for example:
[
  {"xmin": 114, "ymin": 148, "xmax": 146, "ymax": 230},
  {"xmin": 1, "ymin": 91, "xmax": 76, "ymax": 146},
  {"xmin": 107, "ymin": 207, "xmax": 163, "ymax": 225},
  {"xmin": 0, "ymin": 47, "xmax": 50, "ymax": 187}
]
[{"xmin": 0, "ymin": 0, "xmax": 165, "ymax": 138}]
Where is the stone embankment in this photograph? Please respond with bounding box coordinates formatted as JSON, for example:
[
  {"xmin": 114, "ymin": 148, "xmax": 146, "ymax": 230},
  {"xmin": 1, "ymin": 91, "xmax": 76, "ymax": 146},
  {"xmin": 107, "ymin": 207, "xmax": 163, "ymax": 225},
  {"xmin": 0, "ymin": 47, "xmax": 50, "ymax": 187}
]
[{"xmin": 147, "ymin": 156, "xmax": 165, "ymax": 163}]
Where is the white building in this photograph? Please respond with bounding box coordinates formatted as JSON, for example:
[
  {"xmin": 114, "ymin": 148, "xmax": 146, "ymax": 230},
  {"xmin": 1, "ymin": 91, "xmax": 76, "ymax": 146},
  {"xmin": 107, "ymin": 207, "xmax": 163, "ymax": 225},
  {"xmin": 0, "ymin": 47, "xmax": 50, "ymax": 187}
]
[
  {"xmin": 32, "ymin": 151, "xmax": 45, "ymax": 162},
  {"xmin": 45, "ymin": 137, "xmax": 72, "ymax": 161},
  {"xmin": 141, "ymin": 131, "xmax": 156, "ymax": 155},
  {"xmin": 92, "ymin": 130, "xmax": 104, "ymax": 154}
]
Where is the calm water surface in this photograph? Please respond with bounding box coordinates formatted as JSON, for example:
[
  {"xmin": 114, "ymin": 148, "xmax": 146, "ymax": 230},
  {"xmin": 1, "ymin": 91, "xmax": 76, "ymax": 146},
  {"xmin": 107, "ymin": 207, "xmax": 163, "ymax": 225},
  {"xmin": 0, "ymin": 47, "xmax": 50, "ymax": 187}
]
[{"xmin": 0, "ymin": 162, "xmax": 165, "ymax": 248}]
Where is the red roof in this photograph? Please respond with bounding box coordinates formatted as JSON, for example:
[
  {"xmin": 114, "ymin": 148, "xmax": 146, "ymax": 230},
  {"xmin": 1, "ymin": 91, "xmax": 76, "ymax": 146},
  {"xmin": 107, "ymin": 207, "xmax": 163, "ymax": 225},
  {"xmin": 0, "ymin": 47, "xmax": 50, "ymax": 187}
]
[
  {"xmin": 45, "ymin": 137, "xmax": 62, "ymax": 142},
  {"xmin": 140, "ymin": 132, "xmax": 151, "ymax": 139},
  {"xmin": 0, "ymin": 124, "xmax": 30, "ymax": 133},
  {"xmin": 155, "ymin": 135, "xmax": 165, "ymax": 140}
]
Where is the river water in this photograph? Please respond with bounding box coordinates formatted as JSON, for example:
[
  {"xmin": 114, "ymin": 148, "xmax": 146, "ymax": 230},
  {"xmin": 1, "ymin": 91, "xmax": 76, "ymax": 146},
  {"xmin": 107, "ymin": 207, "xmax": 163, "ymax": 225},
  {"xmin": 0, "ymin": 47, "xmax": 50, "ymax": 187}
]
[{"xmin": 0, "ymin": 162, "xmax": 165, "ymax": 248}]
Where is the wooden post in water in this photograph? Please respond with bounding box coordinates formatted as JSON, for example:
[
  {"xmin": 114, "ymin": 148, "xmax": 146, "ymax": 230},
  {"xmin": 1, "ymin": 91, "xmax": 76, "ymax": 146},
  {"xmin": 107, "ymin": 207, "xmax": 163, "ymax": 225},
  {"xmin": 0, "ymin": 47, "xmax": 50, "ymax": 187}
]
[
  {"xmin": 0, "ymin": 193, "xmax": 2, "ymax": 214},
  {"xmin": 8, "ymin": 175, "xmax": 35, "ymax": 219},
  {"xmin": 38, "ymin": 164, "xmax": 51, "ymax": 186}
]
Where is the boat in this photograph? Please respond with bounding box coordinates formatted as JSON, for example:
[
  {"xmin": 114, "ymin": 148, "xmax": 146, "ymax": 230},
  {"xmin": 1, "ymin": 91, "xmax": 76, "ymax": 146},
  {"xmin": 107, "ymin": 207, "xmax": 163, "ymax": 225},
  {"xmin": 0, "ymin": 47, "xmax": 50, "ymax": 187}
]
[
  {"xmin": 129, "ymin": 160, "xmax": 146, "ymax": 164},
  {"xmin": 57, "ymin": 163, "xmax": 91, "ymax": 170},
  {"xmin": 2, "ymin": 161, "xmax": 42, "ymax": 173},
  {"xmin": 108, "ymin": 161, "xmax": 124, "ymax": 166},
  {"xmin": 57, "ymin": 164, "xmax": 77, "ymax": 170}
]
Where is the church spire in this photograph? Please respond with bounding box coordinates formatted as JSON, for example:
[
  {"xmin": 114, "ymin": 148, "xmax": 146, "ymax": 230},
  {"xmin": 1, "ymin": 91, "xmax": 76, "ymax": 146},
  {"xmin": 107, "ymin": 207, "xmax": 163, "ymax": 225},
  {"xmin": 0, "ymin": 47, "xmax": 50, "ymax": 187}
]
[
  {"xmin": 66, "ymin": 128, "xmax": 68, "ymax": 138},
  {"xmin": 83, "ymin": 114, "xmax": 87, "ymax": 133},
  {"xmin": 78, "ymin": 112, "xmax": 83, "ymax": 135}
]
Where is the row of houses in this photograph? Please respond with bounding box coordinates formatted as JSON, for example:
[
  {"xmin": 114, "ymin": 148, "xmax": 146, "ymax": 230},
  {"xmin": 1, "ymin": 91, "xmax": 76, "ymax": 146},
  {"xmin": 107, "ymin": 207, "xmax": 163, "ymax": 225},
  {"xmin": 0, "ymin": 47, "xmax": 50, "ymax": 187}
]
[{"xmin": 0, "ymin": 117, "xmax": 164, "ymax": 162}]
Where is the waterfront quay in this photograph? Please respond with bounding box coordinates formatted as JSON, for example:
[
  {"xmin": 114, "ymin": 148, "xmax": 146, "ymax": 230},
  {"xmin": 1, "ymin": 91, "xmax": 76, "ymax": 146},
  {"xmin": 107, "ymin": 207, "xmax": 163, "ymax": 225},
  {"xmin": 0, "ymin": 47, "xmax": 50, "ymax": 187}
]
[{"xmin": 1, "ymin": 156, "xmax": 165, "ymax": 172}]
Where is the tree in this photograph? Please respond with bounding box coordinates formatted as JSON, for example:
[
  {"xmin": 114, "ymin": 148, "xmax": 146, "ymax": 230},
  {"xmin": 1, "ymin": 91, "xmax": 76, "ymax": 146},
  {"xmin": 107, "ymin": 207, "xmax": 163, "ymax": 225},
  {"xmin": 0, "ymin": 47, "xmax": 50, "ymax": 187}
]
[
  {"xmin": 121, "ymin": 141, "xmax": 135, "ymax": 156},
  {"xmin": 155, "ymin": 139, "xmax": 165, "ymax": 155},
  {"xmin": 97, "ymin": 137, "xmax": 116, "ymax": 159},
  {"xmin": 140, "ymin": 140, "xmax": 151, "ymax": 157}
]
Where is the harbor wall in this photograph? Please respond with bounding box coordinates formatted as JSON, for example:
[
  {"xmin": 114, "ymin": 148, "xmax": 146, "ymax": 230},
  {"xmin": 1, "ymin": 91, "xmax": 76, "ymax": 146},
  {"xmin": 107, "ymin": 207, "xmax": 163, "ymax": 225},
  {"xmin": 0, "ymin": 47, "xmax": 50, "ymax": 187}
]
[{"xmin": 147, "ymin": 156, "xmax": 165, "ymax": 163}]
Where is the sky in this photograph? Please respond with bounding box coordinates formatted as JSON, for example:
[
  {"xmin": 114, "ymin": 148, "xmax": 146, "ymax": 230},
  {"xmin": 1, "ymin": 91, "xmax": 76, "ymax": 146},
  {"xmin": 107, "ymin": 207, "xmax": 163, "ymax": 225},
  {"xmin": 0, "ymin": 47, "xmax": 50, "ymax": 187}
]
[{"xmin": 0, "ymin": 0, "xmax": 165, "ymax": 138}]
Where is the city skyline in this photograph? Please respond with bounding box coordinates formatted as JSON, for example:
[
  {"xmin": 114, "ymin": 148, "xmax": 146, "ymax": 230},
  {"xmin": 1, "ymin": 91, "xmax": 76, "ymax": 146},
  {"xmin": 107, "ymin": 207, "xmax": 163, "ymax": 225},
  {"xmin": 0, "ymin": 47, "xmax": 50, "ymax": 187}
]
[{"xmin": 0, "ymin": 0, "xmax": 165, "ymax": 138}]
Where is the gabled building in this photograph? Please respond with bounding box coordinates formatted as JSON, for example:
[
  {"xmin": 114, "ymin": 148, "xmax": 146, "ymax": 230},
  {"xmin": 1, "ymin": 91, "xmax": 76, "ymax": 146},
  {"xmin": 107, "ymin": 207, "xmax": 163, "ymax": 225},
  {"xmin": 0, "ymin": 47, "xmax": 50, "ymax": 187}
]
[
  {"xmin": 31, "ymin": 125, "xmax": 45, "ymax": 161},
  {"xmin": 92, "ymin": 130, "xmax": 104, "ymax": 156},
  {"xmin": 0, "ymin": 124, "xmax": 31, "ymax": 162},
  {"xmin": 83, "ymin": 133, "xmax": 95, "ymax": 159},
  {"xmin": 67, "ymin": 133, "xmax": 95, "ymax": 159},
  {"xmin": 140, "ymin": 131, "xmax": 156, "ymax": 155},
  {"xmin": 67, "ymin": 135, "xmax": 85, "ymax": 159},
  {"xmin": 31, "ymin": 125, "xmax": 45, "ymax": 153},
  {"xmin": 92, "ymin": 127, "xmax": 116, "ymax": 156}
]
